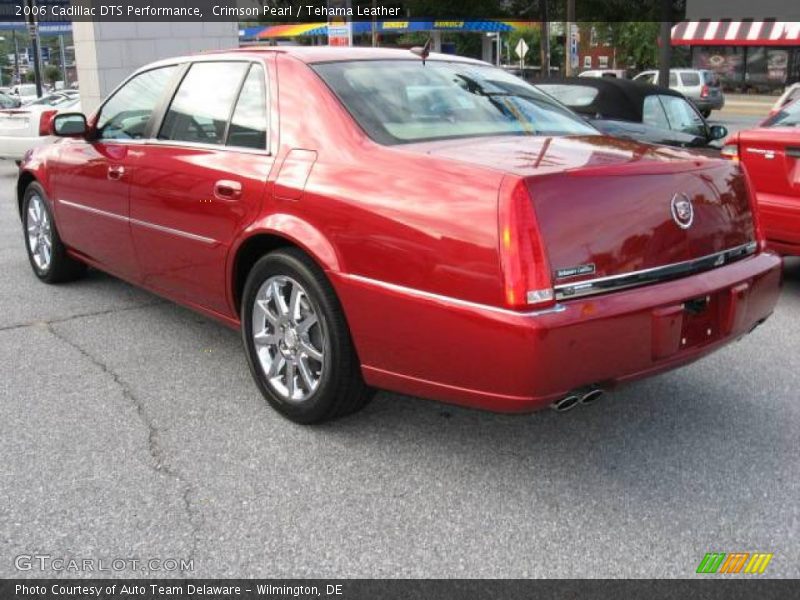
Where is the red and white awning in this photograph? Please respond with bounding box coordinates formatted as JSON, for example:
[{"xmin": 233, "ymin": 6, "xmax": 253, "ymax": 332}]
[{"xmin": 672, "ymin": 21, "xmax": 800, "ymax": 46}]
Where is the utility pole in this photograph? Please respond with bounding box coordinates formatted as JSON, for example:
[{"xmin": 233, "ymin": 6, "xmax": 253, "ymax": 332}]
[
  {"xmin": 658, "ymin": 0, "xmax": 672, "ymax": 87},
  {"xmin": 371, "ymin": 0, "xmax": 377, "ymax": 47},
  {"xmin": 12, "ymin": 29, "xmax": 20, "ymax": 85},
  {"xmin": 25, "ymin": 0, "xmax": 43, "ymax": 97},
  {"xmin": 565, "ymin": 0, "xmax": 575, "ymax": 76},
  {"xmin": 540, "ymin": 0, "xmax": 550, "ymax": 79},
  {"xmin": 59, "ymin": 34, "xmax": 67, "ymax": 86}
]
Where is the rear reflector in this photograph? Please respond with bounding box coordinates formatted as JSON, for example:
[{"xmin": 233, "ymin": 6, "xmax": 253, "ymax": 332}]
[{"xmin": 498, "ymin": 178, "xmax": 554, "ymax": 310}]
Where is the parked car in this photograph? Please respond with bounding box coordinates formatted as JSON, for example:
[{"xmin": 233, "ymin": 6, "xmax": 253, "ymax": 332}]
[
  {"xmin": 0, "ymin": 91, "xmax": 21, "ymax": 109},
  {"xmin": 578, "ymin": 69, "xmax": 627, "ymax": 79},
  {"xmin": 0, "ymin": 91, "xmax": 80, "ymax": 161},
  {"xmin": 11, "ymin": 84, "xmax": 40, "ymax": 105},
  {"xmin": 633, "ymin": 69, "xmax": 724, "ymax": 117},
  {"xmin": 17, "ymin": 48, "xmax": 780, "ymax": 423},
  {"xmin": 721, "ymin": 97, "xmax": 800, "ymax": 256},
  {"xmin": 536, "ymin": 77, "xmax": 728, "ymax": 151}
]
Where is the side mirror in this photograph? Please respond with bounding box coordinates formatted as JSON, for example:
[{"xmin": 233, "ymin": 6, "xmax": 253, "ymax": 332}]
[
  {"xmin": 708, "ymin": 124, "xmax": 728, "ymax": 141},
  {"xmin": 51, "ymin": 112, "xmax": 88, "ymax": 137}
]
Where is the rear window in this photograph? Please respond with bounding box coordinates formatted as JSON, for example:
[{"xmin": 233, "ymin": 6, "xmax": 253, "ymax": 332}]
[
  {"xmin": 536, "ymin": 84, "xmax": 599, "ymax": 108},
  {"xmin": 680, "ymin": 72, "xmax": 701, "ymax": 86},
  {"xmin": 701, "ymin": 71, "xmax": 719, "ymax": 86},
  {"xmin": 312, "ymin": 60, "xmax": 596, "ymax": 145}
]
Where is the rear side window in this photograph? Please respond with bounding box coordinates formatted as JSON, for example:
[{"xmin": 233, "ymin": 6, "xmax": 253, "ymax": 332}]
[
  {"xmin": 159, "ymin": 62, "xmax": 249, "ymax": 146},
  {"xmin": 227, "ymin": 64, "xmax": 268, "ymax": 150},
  {"xmin": 680, "ymin": 72, "xmax": 701, "ymax": 86},
  {"xmin": 97, "ymin": 66, "xmax": 177, "ymax": 141}
]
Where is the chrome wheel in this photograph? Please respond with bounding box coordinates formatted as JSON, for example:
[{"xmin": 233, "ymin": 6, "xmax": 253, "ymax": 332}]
[
  {"xmin": 252, "ymin": 275, "xmax": 326, "ymax": 403},
  {"xmin": 26, "ymin": 193, "xmax": 52, "ymax": 271}
]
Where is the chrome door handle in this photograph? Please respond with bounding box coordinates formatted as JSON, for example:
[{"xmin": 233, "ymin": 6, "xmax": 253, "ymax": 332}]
[
  {"xmin": 214, "ymin": 180, "xmax": 243, "ymax": 200},
  {"xmin": 107, "ymin": 165, "xmax": 125, "ymax": 180}
]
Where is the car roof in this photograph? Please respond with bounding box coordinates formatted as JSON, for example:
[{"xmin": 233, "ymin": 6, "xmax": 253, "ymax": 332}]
[
  {"xmin": 537, "ymin": 76, "xmax": 685, "ymax": 121},
  {"xmin": 143, "ymin": 46, "xmax": 489, "ymax": 70}
]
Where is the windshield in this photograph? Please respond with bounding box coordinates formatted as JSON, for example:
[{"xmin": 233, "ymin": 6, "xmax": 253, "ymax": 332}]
[
  {"xmin": 27, "ymin": 93, "xmax": 78, "ymax": 108},
  {"xmin": 312, "ymin": 60, "xmax": 596, "ymax": 145},
  {"xmin": 763, "ymin": 98, "xmax": 800, "ymax": 127}
]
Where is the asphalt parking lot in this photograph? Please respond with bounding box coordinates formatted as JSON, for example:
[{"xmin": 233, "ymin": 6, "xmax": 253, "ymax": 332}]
[{"xmin": 1, "ymin": 161, "xmax": 798, "ymax": 579}]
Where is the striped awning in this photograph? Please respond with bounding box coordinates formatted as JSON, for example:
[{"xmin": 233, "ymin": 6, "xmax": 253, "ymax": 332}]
[{"xmin": 672, "ymin": 21, "xmax": 800, "ymax": 46}]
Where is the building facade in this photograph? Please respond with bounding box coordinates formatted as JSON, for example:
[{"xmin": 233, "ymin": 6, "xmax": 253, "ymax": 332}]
[{"xmin": 672, "ymin": 21, "xmax": 800, "ymax": 91}]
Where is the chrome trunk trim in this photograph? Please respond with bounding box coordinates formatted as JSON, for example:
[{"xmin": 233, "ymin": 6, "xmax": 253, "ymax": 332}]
[{"xmin": 554, "ymin": 242, "xmax": 758, "ymax": 301}]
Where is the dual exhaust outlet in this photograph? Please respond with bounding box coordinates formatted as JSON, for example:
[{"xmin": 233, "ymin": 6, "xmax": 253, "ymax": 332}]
[{"xmin": 550, "ymin": 386, "xmax": 605, "ymax": 413}]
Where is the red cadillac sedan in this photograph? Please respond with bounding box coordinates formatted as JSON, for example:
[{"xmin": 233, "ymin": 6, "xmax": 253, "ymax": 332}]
[
  {"xmin": 18, "ymin": 47, "xmax": 782, "ymax": 423},
  {"xmin": 721, "ymin": 98, "xmax": 800, "ymax": 256}
]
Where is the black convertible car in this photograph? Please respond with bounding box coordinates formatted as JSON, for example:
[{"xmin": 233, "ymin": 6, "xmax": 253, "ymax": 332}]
[{"xmin": 535, "ymin": 77, "xmax": 728, "ymax": 151}]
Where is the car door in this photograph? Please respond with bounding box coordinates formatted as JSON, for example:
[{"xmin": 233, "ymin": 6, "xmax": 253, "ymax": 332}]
[
  {"xmin": 50, "ymin": 65, "xmax": 179, "ymax": 279},
  {"xmin": 128, "ymin": 60, "xmax": 273, "ymax": 315}
]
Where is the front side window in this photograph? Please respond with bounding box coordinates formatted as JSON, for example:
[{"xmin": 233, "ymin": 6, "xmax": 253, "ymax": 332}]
[
  {"xmin": 96, "ymin": 66, "xmax": 177, "ymax": 141},
  {"xmin": 642, "ymin": 96, "xmax": 670, "ymax": 130},
  {"xmin": 658, "ymin": 95, "xmax": 706, "ymax": 136},
  {"xmin": 313, "ymin": 60, "xmax": 596, "ymax": 145},
  {"xmin": 159, "ymin": 62, "xmax": 249, "ymax": 146},
  {"xmin": 227, "ymin": 64, "xmax": 268, "ymax": 150}
]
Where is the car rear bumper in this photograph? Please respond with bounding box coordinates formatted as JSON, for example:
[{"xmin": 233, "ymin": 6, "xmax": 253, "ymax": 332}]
[
  {"xmin": 332, "ymin": 252, "xmax": 782, "ymax": 412},
  {"xmin": 694, "ymin": 96, "xmax": 725, "ymax": 111},
  {"xmin": 0, "ymin": 135, "xmax": 51, "ymax": 161},
  {"xmin": 758, "ymin": 192, "xmax": 800, "ymax": 256}
]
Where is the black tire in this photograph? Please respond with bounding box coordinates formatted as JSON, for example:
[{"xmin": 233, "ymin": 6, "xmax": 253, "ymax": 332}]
[
  {"xmin": 241, "ymin": 248, "xmax": 373, "ymax": 424},
  {"xmin": 701, "ymin": 109, "xmax": 711, "ymax": 118},
  {"xmin": 22, "ymin": 182, "xmax": 86, "ymax": 284}
]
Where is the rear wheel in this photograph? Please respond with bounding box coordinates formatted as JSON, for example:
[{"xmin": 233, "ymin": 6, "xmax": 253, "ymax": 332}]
[
  {"xmin": 22, "ymin": 182, "xmax": 86, "ymax": 283},
  {"xmin": 241, "ymin": 248, "xmax": 373, "ymax": 424}
]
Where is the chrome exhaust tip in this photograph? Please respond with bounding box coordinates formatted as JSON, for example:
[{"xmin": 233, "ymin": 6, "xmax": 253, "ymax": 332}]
[
  {"xmin": 579, "ymin": 387, "xmax": 604, "ymax": 406},
  {"xmin": 550, "ymin": 394, "xmax": 581, "ymax": 413}
]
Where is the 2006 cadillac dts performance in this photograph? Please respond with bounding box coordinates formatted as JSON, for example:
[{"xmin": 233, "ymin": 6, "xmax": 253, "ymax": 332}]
[{"xmin": 17, "ymin": 47, "xmax": 782, "ymax": 423}]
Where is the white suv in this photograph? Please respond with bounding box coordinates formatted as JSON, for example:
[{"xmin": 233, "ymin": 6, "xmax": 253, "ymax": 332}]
[{"xmin": 633, "ymin": 69, "xmax": 724, "ymax": 117}]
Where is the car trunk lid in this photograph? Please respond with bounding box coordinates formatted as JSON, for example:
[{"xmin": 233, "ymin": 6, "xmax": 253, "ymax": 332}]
[{"xmin": 399, "ymin": 134, "xmax": 758, "ymax": 299}]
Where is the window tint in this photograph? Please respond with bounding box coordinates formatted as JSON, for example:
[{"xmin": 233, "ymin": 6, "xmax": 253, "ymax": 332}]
[
  {"xmin": 227, "ymin": 64, "xmax": 267, "ymax": 150},
  {"xmin": 680, "ymin": 72, "xmax": 701, "ymax": 86},
  {"xmin": 642, "ymin": 96, "xmax": 670, "ymax": 130},
  {"xmin": 659, "ymin": 95, "xmax": 706, "ymax": 136},
  {"xmin": 97, "ymin": 67, "xmax": 177, "ymax": 141},
  {"xmin": 159, "ymin": 62, "xmax": 249, "ymax": 146}
]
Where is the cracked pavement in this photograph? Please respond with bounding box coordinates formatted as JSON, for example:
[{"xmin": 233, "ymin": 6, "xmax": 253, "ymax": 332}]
[{"xmin": 1, "ymin": 164, "xmax": 799, "ymax": 578}]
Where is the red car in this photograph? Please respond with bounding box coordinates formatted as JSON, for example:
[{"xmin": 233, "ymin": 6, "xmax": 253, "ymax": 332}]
[
  {"xmin": 17, "ymin": 48, "xmax": 782, "ymax": 423},
  {"xmin": 721, "ymin": 98, "xmax": 800, "ymax": 256}
]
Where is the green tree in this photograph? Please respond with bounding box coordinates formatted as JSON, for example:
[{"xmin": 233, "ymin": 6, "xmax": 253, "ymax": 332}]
[{"xmin": 44, "ymin": 64, "xmax": 61, "ymax": 85}]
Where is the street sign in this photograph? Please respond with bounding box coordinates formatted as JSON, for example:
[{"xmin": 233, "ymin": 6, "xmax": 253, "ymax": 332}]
[{"xmin": 514, "ymin": 38, "xmax": 529, "ymax": 60}]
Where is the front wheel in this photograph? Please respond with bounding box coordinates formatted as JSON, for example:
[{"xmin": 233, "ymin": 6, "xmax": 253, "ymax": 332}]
[
  {"xmin": 241, "ymin": 248, "xmax": 373, "ymax": 424},
  {"xmin": 22, "ymin": 182, "xmax": 86, "ymax": 283}
]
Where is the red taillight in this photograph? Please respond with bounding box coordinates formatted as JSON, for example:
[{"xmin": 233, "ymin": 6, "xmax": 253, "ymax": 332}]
[
  {"xmin": 741, "ymin": 166, "xmax": 766, "ymax": 252},
  {"xmin": 700, "ymin": 85, "xmax": 709, "ymax": 98},
  {"xmin": 39, "ymin": 110, "xmax": 58, "ymax": 136},
  {"xmin": 498, "ymin": 178, "xmax": 554, "ymax": 310}
]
